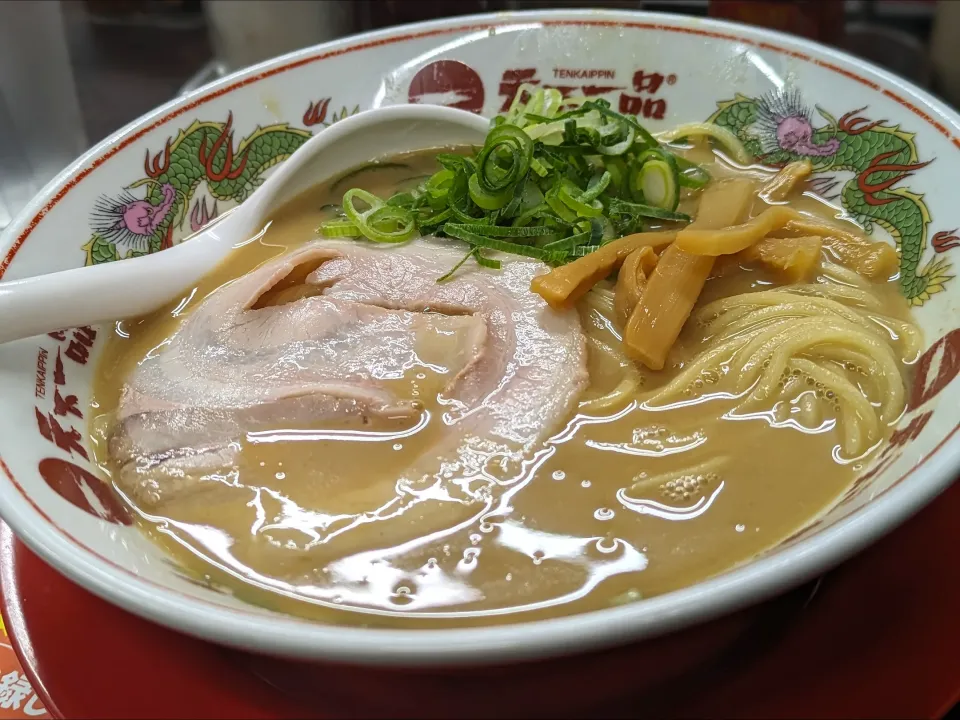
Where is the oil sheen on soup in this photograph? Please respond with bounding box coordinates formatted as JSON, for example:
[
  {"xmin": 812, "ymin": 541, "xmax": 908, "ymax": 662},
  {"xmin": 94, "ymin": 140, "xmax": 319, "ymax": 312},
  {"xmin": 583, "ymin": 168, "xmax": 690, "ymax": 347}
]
[{"xmin": 89, "ymin": 147, "xmax": 918, "ymax": 629}]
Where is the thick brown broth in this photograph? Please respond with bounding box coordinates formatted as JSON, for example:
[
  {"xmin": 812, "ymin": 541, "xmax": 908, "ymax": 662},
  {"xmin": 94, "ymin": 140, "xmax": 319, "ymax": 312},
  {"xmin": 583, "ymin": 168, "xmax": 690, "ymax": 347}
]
[{"xmin": 89, "ymin": 148, "xmax": 916, "ymax": 628}]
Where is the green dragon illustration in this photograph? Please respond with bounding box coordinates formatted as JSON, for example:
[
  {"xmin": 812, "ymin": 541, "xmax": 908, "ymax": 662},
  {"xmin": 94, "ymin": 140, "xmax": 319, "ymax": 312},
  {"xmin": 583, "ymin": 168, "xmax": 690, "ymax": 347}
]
[
  {"xmin": 709, "ymin": 90, "xmax": 955, "ymax": 305},
  {"xmin": 86, "ymin": 100, "xmax": 360, "ymax": 265}
]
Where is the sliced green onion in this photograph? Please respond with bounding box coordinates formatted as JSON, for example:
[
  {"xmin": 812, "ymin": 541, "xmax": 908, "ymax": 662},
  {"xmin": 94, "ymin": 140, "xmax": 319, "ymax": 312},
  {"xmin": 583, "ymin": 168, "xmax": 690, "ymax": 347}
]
[
  {"xmin": 342, "ymin": 188, "xmax": 417, "ymax": 243},
  {"xmin": 604, "ymin": 158, "xmax": 627, "ymax": 196},
  {"xmin": 597, "ymin": 215, "xmax": 617, "ymax": 242},
  {"xmin": 676, "ymin": 156, "xmax": 711, "ymax": 189},
  {"xmin": 474, "ymin": 252, "xmax": 502, "ymax": 269},
  {"xmin": 342, "ymin": 188, "xmax": 382, "ymax": 214},
  {"xmin": 510, "ymin": 203, "xmax": 550, "ymax": 228},
  {"xmin": 585, "ymin": 101, "xmax": 658, "ymax": 148},
  {"xmin": 543, "ymin": 229, "xmax": 591, "ymax": 251},
  {"xmin": 436, "ymin": 154, "xmax": 476, "ymax": 174},
  {"xmin": 558, "ymin": 185, "xmax": 604, "ymax": 218},
  {"xmin": 426, "ymin": 168, "xmax": 455, "ymax": 190},
  {"xmin": 610, "ymin": 210, "xmax": 644, "ymax": 237},
  {"xmin": 581, "ymin": 171, "xmax": 612, "ymax": 203},
  {"xmin": 443, "ymin": 223, "xmax": 556, "ymax": 238},
  {"xmin": 530, "ymin": 156, "xmax": 550, "ymax": 177},
  {"xmin": 476, "ymin": 124, "xmax": 533, "ymax": 195},
  {"xmin": 443, "ymin": 224, "xmax": 564, "ymax": 263},
  {"xmin": 545, "ymin": 187, "xmax": 579, "ymax": 223},
  {"xmin": 638, "ymin": 160, "xmax": 679, "ymax": 211},
  {"xmin": 448, "ymin": 172, "xmax": 480, "ymax": 223},
  {"xmin": 386, "ymin": 192, "xmax": 417, "ymax": 208},
  {"xmin": 437, "ymin": 249, "xmax": 476, "ymax": 283},
  {"xmin": 419, "ymin": 208, "xmax": 453, "ymax": 228},
  {"xmin": 608, "ymin": 197, "xmax": 690, "ymax": 223},
  {"xmin": 595, "ymin": 123, "xmax": 635, "ymax": 156},
  {"xmin": 326, "ymin": 85, "xmax": 715, "ymax": 270},
  {"xmin": 317, "ymin": 219, "xmax": 362, "ymax": 238},
  {"xmin": 468, "ymin": 173, "xmax": 513, "ymax": 211},
  {"xmin": 424, "ymin": 169, "xmax": 455, "ymax": 209}
]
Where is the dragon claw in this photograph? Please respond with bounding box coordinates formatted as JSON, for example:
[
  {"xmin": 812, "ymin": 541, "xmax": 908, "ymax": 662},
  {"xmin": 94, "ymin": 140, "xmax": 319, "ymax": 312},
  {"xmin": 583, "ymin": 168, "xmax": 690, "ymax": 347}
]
[
  {"xmin": 144, "ymin": 139, "xmax": 171, "ymax": 179},
  {"xmin": 303, "ymin": 98, "xmax": 331, "ymax": 127},
  {"xmin": 838, "ymin": 107, "xmax": 886, "ymax": 135},
  {"xmin": 856, "ymin": 150, "xmax": 932, "ymax": 206},
  {"xmin": 198, "ymin": 113, "xmax": 249, "ymax": 182},
  {"xmin": 933, "ymin": 229, "xmax": 960, "ymax": 253},
  {"xmin": 189, "ymin": 197, "xmax": 220, "ymax": 232}
]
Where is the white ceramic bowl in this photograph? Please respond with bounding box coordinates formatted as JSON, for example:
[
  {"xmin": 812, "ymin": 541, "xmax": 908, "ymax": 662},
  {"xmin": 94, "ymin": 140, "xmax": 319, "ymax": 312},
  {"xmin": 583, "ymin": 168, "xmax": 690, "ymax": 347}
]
[{"xmin": 0, "ymin": 9, "xmax": 957, "ymax": 666}]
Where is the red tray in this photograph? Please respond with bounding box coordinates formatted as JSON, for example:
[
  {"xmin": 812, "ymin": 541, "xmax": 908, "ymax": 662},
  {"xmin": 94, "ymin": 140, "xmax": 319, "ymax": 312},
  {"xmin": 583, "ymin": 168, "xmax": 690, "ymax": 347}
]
[{"xmin": 1, "ymin": 480, "xmax": 959, "ymax": 719}]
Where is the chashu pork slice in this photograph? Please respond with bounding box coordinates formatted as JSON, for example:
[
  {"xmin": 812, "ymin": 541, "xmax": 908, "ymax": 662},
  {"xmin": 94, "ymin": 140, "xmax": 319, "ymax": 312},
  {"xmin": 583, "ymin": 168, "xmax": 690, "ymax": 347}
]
[{"xmin": 111, "ymin": 237, "xmax": 587, "ymax": 557}]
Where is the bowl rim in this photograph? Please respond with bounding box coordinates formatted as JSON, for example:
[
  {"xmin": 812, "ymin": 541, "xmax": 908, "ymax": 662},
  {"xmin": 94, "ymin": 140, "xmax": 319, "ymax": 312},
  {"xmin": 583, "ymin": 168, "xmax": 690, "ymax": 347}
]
[{"xmin": 0, "ymin": 8, "xmax": 957, "ymax": 666}]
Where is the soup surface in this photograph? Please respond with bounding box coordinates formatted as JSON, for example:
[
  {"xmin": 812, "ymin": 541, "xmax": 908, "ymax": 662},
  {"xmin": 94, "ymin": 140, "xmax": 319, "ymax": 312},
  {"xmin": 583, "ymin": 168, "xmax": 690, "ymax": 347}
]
[{"xmin": 89, "ymin": 146, "xmax": 917, "ymax": 628}]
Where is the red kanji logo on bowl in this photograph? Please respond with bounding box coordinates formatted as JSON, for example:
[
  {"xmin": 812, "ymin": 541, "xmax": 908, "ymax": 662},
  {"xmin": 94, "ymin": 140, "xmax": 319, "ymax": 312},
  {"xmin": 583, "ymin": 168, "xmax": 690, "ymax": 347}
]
[
  {"xmin": 408, "ymin": 60, "xmax": 485, "ymax": 114},
  {"xmin": 38, "ymin": 458, "xmax": 131, "ymax": 525}
]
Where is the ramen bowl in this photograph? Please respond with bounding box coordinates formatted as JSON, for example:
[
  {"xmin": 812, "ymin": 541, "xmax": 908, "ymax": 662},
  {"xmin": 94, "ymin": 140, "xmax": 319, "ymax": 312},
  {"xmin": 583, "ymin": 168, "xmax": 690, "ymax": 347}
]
[{"xmin": 0, "ymin": 9, "xmax": 957, "ymax": 666}]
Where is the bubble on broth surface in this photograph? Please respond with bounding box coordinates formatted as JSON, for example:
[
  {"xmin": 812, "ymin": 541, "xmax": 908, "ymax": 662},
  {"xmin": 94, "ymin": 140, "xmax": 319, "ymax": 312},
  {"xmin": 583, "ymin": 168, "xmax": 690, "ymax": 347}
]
[{"xmin": 659, "ymin": 470, "xmax": 721, "ymax": 504}]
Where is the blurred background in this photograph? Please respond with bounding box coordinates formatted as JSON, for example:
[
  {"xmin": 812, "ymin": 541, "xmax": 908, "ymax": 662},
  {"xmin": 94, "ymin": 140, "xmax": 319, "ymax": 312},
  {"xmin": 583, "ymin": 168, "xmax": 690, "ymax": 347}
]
[{"xmin": 0, "ymin": 0, "xmax": 955, "ymax": 231}]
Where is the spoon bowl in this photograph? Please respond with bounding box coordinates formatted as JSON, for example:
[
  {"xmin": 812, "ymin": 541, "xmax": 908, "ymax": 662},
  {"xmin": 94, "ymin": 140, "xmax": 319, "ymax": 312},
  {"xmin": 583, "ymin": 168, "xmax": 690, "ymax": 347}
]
[{"xmin": 0, "ymin": 104, "xmax": 490, "ymax": 345}]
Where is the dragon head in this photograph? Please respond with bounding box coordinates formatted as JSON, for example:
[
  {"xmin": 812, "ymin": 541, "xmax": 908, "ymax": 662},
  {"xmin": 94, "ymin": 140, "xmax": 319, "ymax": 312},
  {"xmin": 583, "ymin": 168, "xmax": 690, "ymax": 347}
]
[
  {"xmin": 90, "ymin": 182, "xmax": 178, "ymax": 251},
  {"xmin": 751, "ymin": 89, "xmax": 840, "ymax": 158}
]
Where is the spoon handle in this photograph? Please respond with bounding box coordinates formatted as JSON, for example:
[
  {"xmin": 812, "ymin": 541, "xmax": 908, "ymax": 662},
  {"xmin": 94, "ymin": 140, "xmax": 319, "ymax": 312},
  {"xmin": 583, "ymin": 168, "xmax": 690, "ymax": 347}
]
[{"xmin": 0, "ymin": 234, "xmax": 217, "ymax": 345}]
